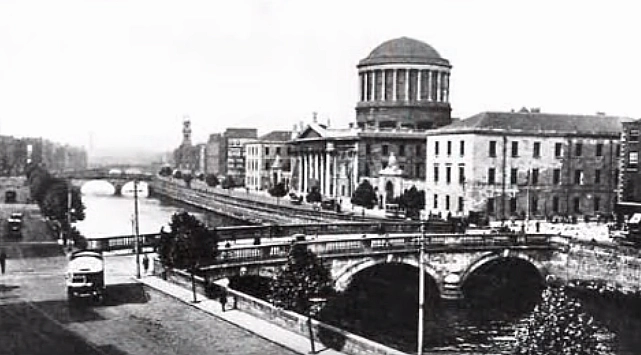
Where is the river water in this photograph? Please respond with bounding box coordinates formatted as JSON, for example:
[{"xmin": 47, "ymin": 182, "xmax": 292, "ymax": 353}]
[{"xmin": 76, "ymin": 191, "xmax": 641, "ymax": 354}]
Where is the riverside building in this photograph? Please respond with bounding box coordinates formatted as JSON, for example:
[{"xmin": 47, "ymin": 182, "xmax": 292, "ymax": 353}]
[{"xmin": 425, "ymin": 110, "xmax": 631, "ymax": 221}]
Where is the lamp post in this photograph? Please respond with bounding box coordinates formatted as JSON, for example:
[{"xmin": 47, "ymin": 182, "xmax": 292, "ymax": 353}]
[
  {"xmin": 417, "ymin": 220, "xmax": 426, "ymax": 355},
  {"xmin": 307, "ymin": 297, "xmax": 326, "ymax": 354},
  {"xmin": 134, "ymin": 179, "xmax": 141, "ymax": 279}
]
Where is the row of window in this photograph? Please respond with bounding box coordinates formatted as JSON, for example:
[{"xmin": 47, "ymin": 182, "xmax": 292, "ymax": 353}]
[
  {"xmin": 366, "ymin": 143, "xmax": 424, "ymax": 157},
  {"xmin": 431, "ymin": 140, "xmax": 618, "ymax": 159},
  {"xmin": 247, "ymin": 146, "xmax": 285, "ymax": 156},
  {"xmin": 484, "ymin": 167, "xmax": 616, "ymax": 185},
  {"xmin": 246, "ymin": 159, "xmax": 275, "ymax": 171},
  {"xmin": 485, "ymin": 196, "xmax": 601, "ymax": 215}
]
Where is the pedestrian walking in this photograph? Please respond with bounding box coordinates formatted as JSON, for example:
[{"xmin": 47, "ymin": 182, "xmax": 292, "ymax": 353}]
[
  {"xmin": 219, "ymin": 289, "xmax": 228, "ymax": 312},
  {"xmin": 142, "ymin": 253, "xmax": 150, "ymax": 275},
  {"xmin": 0, "ymin": 249, "xmax": 6, "ymax": 275}
]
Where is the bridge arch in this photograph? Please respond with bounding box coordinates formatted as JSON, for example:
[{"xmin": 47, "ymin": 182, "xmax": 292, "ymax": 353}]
[
  {"xmin": 460, "ymin": 250, "xmax": 547, "ymax": 287},
  {"xmin": 80, "ymin": 180, "xmax": 117, "ymax": 195},
  {"xmin": 333, "ymin": 256, "xmax": 440, "ymax": 295}
]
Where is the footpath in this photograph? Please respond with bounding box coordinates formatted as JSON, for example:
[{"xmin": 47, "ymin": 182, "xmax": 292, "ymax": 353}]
[{"xmin": 106, "ymin": 255, "xmax": 349, "ymax": 355}]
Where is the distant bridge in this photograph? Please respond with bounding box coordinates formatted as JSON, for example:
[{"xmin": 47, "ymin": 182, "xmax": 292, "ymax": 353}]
[{"xmin": 59, "ymin": 168, "xmax": 153, "ymax": 195}]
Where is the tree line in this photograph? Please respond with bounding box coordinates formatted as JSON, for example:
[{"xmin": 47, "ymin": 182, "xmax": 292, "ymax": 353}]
[{"xmin": 25, "ymin": 163, "xmax": 86, "ymax": 244}]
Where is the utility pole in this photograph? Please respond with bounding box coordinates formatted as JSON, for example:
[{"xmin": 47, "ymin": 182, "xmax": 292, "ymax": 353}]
[
  {"xmin": 134, "ymin": 179, "xmax": 141, "ymax": 279},
  {"xmin": 417, "ymin": 220, "xmax": 426, "ymax": 355},
  {"xmin": 67, "ymin": 179, "xmax": 72, "ymax": 249}
]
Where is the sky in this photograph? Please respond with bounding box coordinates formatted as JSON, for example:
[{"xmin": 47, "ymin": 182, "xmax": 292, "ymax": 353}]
[{"xmin": 1, "ymin": 0, "xmax": 640, "ymax": 158}]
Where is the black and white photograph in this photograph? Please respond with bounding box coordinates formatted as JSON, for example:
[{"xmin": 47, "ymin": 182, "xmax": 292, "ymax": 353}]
[{"xmin": 0, "ymin": 1, "xmax": 640, "ymax": 354}]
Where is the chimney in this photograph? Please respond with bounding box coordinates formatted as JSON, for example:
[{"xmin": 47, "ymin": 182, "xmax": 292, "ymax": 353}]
[
  {"xmin": 312, "ymin": 112, "xmax": 318, "ymax": 123},
  {"xmin": 348, "ymin": 122, "xmax": 354, "ymax": 129}
]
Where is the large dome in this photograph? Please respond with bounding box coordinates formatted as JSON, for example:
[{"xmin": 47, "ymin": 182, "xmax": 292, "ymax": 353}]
[{"xmin": 358, "ymin": 37, "xmax": 450, "ymax": 67}]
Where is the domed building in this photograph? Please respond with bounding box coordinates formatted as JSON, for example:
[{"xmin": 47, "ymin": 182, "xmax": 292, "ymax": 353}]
[
  {"xmin": 356, "ymin": 37, "xmax": 452, "ymax": 130},
  {"xmin": 289, "ymin": 37, "xmax": 449, "ymax": 206}
]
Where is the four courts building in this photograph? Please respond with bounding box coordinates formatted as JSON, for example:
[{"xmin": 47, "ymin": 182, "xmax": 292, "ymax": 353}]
[{"xmin": 290, "ymin": 37, "xmax": 454, "ymax": 205}]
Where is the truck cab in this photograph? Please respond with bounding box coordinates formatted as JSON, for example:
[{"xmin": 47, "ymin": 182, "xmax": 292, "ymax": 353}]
[{"xmin": 66, "ymin": 250, "xmax": 105, "ymax": 303}]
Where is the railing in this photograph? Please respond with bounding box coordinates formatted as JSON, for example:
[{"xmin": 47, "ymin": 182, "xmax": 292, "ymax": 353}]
[
  {"xmin": 84, "ymin": 221, "xmax": 456, "ymax": 252},
  {"xmin": 202, "ymin": 233, "xmax": 561, "ymax": 270}
]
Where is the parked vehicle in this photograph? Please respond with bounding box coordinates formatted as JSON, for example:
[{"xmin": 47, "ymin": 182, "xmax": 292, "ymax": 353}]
[
  {"xmin": 66, "ymin": 250, "xmax": 105, "ymax": 303},
  {"xmin": 289, "ymin": 192, "xmax": 303, "ymax": 205},
  {"xmin": 321, "ymin": 198, "xmax": 336, "ymax": 211},
  {"xmin": 6, "ymin": 212, "xmax": 23, "ymax": 238}
]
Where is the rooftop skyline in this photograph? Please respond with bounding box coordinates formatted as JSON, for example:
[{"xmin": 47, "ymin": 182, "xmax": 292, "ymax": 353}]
[{"xmin": 1, "ymin": 0, "xmax": 639, "ymax": 156}]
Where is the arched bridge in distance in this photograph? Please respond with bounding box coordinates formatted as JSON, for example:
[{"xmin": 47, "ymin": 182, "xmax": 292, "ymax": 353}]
[
  {"xmin": 58, "ymin": 167, "xmax": 154, "ymax": 195},
  {"xmin": 85, "ymin": 222, "xmax": 571, "ymax": 301}
]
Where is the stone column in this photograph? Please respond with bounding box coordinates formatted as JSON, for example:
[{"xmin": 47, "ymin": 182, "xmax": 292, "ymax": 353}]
[
  {"xmin": 369, "ymin": 71, "xmax": 375, "ymax": 101},
  {"xmin": 405, "ymin": 69, "xmax": 410, "ymax": 101},
  {"xmin": 364, "ymin": 71, "xmax": 369, "ymax": 101},
  {"xmin": 437, "ymin": 71, "xmax": 443, "ymax": 102},
  {"xmin": 320, "ymin": 153, "xmax": 325, "ymax": 195},
  {"xmin": 444, "ymin": 72, "xmax": 450, "ymax": 102},
  {"xmin": 325, "ymin": 150, "xmax": 331, "ymax": 196},
  {"xmin": 381, "ymin": 69, "xmax": 386, "ymax": 101},
  {"xmin": 392, "ymin": 69, "xmax": 397, "ymax": 101},
  {"xmin": 297, "ymin": 154, "xmax": 302, "ymax": 193},
  {"xmin": 352, "ymin": 148, "xmax": 359, "ymax": 196},
  {"xmin": 427, "ymin": 70, "xmax": 432, "ymax": 102},
  {"xmin": 417, "ymin": 70, "xmax": 422, "ymax": 101},
  {"xmin": 333, "ymin": 154, "xmax": 338, "ymax": 197},
  {"xmin": 359, "ymin": 72, "xmax": 364, "ymax": 102}
]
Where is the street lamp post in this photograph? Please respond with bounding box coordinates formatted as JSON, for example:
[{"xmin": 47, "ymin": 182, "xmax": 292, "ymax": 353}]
[
  {"xmin": 134, "ymin": 179, "xmax": 141, "ymax": 279},
  {"xmin": 307, "ymin": 297, "xmax": 326, "ymax": 354},
  {"xmin": 417, "ymin": 220, "xmax": 426, "ymax": 355}
]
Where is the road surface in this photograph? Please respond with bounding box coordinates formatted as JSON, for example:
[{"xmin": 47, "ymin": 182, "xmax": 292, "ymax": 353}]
[{"xmin": 0, "ymin": 208, "xmax": 298, "ymax": 355}]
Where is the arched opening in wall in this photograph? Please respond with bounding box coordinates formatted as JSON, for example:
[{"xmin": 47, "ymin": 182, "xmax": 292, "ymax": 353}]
[
  {"xmin": 385, "ymin": 181, "xmax": 394, "ymax": 203},
  {"xmin": 227, "ymin": 275, "xmax": 272, "ymax": 300},
  {"xmin": 318, "ymin": 262, "xmax": 439, "ymax": 353},
  {"xmin": 461, "ymin": 256, "xmax": 544, "ymax": 317}
]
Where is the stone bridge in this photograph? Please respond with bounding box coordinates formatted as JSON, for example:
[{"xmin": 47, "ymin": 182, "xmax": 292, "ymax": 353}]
[
  {"xmin": 59, "ymin": 168, "xmax": 153, "ymax": 195},
  {"xmin": 199, "ymin": 233, "xmax": 566, "ymax": 300}
]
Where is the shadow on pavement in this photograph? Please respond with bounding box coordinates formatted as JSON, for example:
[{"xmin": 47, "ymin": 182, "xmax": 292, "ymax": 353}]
[
  {"xmin": 0, "ymin": 301, "xmax": 129, "ymax": 355},
  {"xmin": 2, "ymin": 243, "xmax": 65, "ymax": 258},
  {"xmin": 0, "ymin": 283, "xmax": 20, "ymax": 292},
  {"xmin": 101, "ymin": 283, "xmax": 149, "ymax": 307}
]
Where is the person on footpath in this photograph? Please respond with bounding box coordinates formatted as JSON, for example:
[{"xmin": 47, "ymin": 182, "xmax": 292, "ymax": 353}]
[
  {"xmin": 0, "ymin": 249, "xmax": 6, "ymax": 274},
  {"xmin": 219, "ymin": 288, "xmax": 228, "ymax": 312},
  {"xmin": 142, "ymin": 253, "xmax": 150, "ymax": 275}
]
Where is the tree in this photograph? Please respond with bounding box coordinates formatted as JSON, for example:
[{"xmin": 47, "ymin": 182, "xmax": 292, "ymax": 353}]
[
  {"xmin": 398, "ymin": 186, "xmax": 425, "ymax": 219},
  {"xmin": 514, "ymin": 286, "xmax": 613, "ymax": 355},
  {"xmin": 158, "ymin": 166, "xmax": 172, "ymax": 177},
  {"xmin": 351, "ymin": 180, "xmax": 377, "ymax": 209},
  {"xmin": 221, "ymin": 175, "xmax": 235, "ymax": 189},
  {"xmin": 269, "ymin": 242, "xmax": 333, "ymax": 314},
  {"xmin": 157, "ymin": 212, "xmax": 217, "ymax": 270},
  {"xmin": 306, "ymin": 186, "xmax": 322, "ymax": 204},
  {"xmin": 205, "ymin": 174, "xmax": 219, "ymax": 187},
  {"xmin": 269, "ymin": 182, "xmax": 288, "ymax": 204},
  {"xmin": 40, "ymin": 178, "xmax": 85, "ymax": 223},
  {"xmin": 183, "ymin": 173, "xmax": 193, "ymax": 188},
  {"xmin": 27, "ymin": 166, "xmax": 53, "ymax": 204},
  {"xmin": 173, "ymin": 170, "xmax": 183, "ymax": 179}
]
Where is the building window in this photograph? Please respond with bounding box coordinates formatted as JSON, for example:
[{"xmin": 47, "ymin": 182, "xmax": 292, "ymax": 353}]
[
  {"xmin": 574, "ymin": 170, "xmax": 584, "ymax": 185},
  {"xmin": 616, "ymin": 144, "xmax": 621, "ymax": 157},
  {"xmin": 595, "ymin": 169, "xmax": 601, "ymax": 184},
  {"xmin": 399, "ymin": 144, "xmax": 405, "ymax": 156},
  {"xmin": 630, "ymin": 151, "xmax": 639, "ymax": 169},
  {"xmin": 433, "ymin": 165, "xmax": 439, "ymax": 183},
  {"xmin": 553, "ymin": 169, "xmax": 561, "ymax": 185},
  {"xmin": 533, "ymin": 142, "xmax": 541, "ymax": 158},
  {"xmin": 631, "ymin": 129, "xmax": 640, "ymax": 142},
  {"xmin": 459, "ymin": 165, "xmax": 465, "ymax": 184},
  {"xmin": 531, "ymin": 169, "xmax": 539, "ymax": 185},
  {"xmin": 594, "ymin": 197, "xmax": 601, "ymax": 212},
  {"xmin": 596, "ymin": 143, "xmax": 603, "ymax": 157},
  {"xmin": 531, "ymin": 197, "xmax": 538, "ymax": 214},
  {"xmin": 555, "ymin": 143, "xmax": 563, "ymax": 157},
  {"xmin": 435, "ymin": 141, "xmax": 439, "ymax": 156},
  {"xmin": 447, "ymin": 141, "xmax": 452, "ymax": 156},
  {"xmin": 276, "ymin": 147, "xmax": 281, "ymax": 155},
  {"xmin": 552, "ymin": 196, "xmax": 559, "ymax": 213},
  {"xmin": 446, "ymin": 166, "xmax": 452, "ymax": 184},
  {"xmin": 445, "ymin": 195, "xmax": 450, "ymax": 210},
  {"xmin": 510, "ymin": 168, "xmax": 518, "ymax": 185},
  {"xmin": 460, "ymin": 141, "xmax": 465, "ymax": 156},
  {"xmin": 458, "ymin": 197, "xmax": 464, "ymax": 212},
  {"xmin": 487, "ymin": 198, "xmax": 495, "ymax": 214},
  {"xmin": 366, "ymin": 144, "xmax": 371, "ymax": 155},
  {"xmin": 416, "ymin": 144, "xmax": 422, "ymax": 157},
  {"xmin": 511, "ymin": 141, "xmax": 519, "ymax": 157},
  {"xmin": 575, "ymin": 143, "xmax": 583, "ymax": 157},
  {"xmin": 382, "ymin": 144, "xmax": 389, "ymax": 156},
  {"xmin": 489, "ymin": 141, "xmax": 497, "ymax": 157},
  {"xmin": 265, "ymin": 147, "xmax": 270, "ymax": 156},
  {"xmin": 574, "ymin": 197, "xmax": 581, "ymax": 213},
  {"xmin": 488, "ymin": 168, "xmax": 496, "ymax": 185},
  {"xmin": 615, "ymin": 169, "xmax": 619, "ymax": 186},
  {"xmin": 433, "ymin": 194, "xmax": 438, "ymax": 209},
  {"xmin": 510, "ymin": 197, "xmax": 517, "ymax": 214}
]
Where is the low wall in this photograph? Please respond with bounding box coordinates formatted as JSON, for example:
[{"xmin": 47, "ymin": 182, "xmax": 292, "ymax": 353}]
[{"xmin": 157, "ymin": 262, "xmax": 408, "ymax": 355}]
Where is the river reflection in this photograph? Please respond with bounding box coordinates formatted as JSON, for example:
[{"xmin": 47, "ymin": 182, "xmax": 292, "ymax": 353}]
[{"xmin": 76, "ymin": 192, "xmax": 245, "ymax": 238}]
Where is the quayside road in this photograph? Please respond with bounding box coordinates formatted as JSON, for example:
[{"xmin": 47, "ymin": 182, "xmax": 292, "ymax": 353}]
[{"xmin": 0, "ymin": 207, "xmax": 299, "ymax": 355}]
